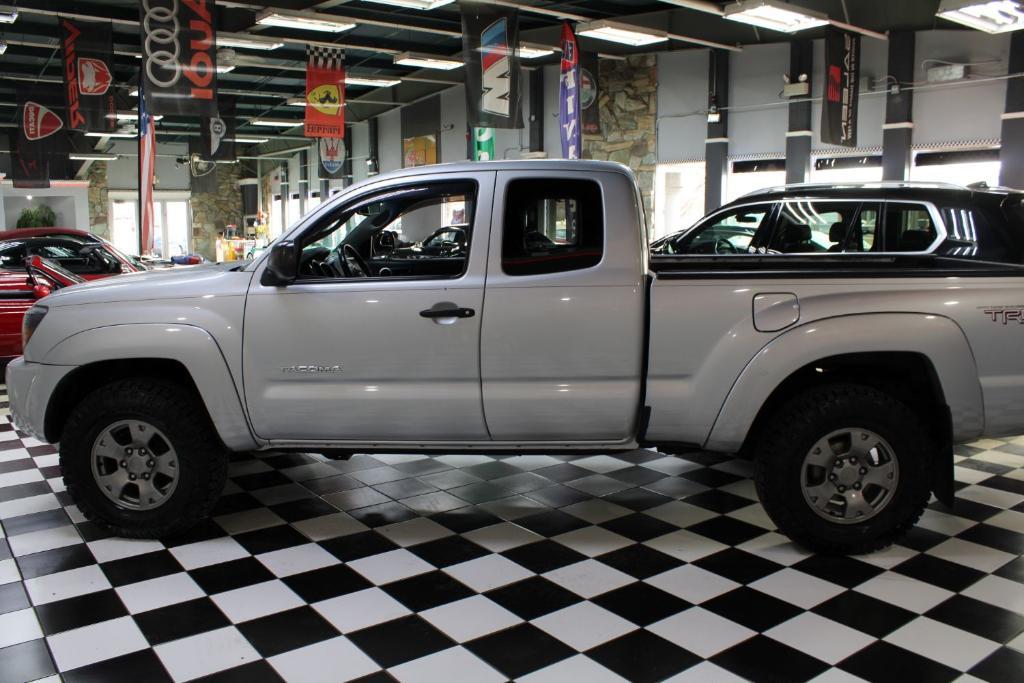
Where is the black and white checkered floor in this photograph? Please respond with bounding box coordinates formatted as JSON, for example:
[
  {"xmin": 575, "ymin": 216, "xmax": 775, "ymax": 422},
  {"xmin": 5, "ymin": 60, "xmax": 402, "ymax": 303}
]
[{"xmin": 1, "ymin": 392, "xmax": 1023, "ymax": 682}]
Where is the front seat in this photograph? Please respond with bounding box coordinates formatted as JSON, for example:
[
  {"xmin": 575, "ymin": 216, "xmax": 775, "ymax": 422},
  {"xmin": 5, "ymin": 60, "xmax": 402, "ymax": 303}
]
[{"xmin": 827, "ymin": 222, "xmax": 847, "ymax": 252}]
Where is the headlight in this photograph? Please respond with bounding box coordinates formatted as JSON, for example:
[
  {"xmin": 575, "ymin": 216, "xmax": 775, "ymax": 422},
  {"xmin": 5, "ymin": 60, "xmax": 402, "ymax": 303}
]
[{"xmin": 22, "ymin": 305, "xmax": 48, "ymax": 350}]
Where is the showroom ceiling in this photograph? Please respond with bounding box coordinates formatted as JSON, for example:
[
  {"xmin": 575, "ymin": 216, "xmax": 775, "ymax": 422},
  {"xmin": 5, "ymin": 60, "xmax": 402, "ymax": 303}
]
[{"xmin": 0, "ymin": 1, "xmax": 964, "ymax": 146}]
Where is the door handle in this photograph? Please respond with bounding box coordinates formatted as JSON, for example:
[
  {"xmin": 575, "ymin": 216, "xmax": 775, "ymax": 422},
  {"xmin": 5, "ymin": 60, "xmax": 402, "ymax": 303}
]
[{"xmin": 419, "ymin": 305, "xmax": 475, "ymax": 319}]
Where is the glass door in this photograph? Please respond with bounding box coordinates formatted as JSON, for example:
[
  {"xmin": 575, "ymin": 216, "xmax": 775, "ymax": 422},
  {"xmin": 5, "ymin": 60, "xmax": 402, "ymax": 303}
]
[{"xmin": 111, "ymin": 200, "xmax": 139, "ymax": 256}]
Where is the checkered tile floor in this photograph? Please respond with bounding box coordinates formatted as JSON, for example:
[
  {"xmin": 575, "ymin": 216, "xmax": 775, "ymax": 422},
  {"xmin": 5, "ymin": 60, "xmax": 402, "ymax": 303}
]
[{"xmin": 1, "ymin": 389, "xmax": 1023, "ymax": 682}]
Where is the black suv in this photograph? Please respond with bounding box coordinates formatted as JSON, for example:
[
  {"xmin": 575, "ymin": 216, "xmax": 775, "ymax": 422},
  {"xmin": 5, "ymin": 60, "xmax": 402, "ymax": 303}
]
[{"xmin": 652, "ymin": 182, "xmax": 1024, "ymax": 264}]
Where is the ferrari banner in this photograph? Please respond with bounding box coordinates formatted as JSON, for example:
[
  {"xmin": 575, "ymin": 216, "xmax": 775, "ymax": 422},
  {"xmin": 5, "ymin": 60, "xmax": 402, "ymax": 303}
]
[
  {"xmin": 60, "ymin": 17, "xmax": 116, "ymax": 132},
  {"xmin": 199, "ymin": 98, "xmax": 236, "ymax": 162},
  {"xmin": 580, "ymin": 51, "xmax": 601, "ymax": 136},
  {"xmin": 559, "ymin": 22, "xmax": 581, "ymax": 159},
  {"xmin": 139, "ymin": 0, "xmax": 218, "ymax": 117},
  {"xmin": 318, "ymin": 135, "xmax": 347, "ymax": 180},
  {"xmin": 305, "ymin": 46, "xmax": 345, "ymax": 138},
  {"xmin": 460, "ymin": 2, "xmax": 523, "ymax": 129},
  {"xmin": 13, "ymin": 88, "xmax": 70, "ymax": 188},
  {"xmin": 821, "ymin": 27, "xmax": 860, "ymax": 147},
  {"xmin": 472, "ymin": 127, "xmax": 495, "ymax": 161}
]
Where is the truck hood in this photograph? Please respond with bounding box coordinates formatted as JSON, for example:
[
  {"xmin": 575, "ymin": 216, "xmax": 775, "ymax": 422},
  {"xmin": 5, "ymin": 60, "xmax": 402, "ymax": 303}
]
[{"xmin": 43, "ymin": 262, "xmax": 254, "ymax": 307}]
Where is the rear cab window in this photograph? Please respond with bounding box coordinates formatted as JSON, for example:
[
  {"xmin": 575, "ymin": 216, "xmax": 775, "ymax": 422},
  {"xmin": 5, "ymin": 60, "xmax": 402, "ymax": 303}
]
[{"xmin": 502, "ymin": 179, "xmax": 604, "ymax": 276}]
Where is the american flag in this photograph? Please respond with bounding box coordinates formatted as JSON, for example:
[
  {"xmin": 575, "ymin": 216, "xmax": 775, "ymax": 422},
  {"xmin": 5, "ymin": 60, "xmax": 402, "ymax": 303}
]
[{"xmin": 138, "ymin": 84, "xmax": 156, "ymax": 255}]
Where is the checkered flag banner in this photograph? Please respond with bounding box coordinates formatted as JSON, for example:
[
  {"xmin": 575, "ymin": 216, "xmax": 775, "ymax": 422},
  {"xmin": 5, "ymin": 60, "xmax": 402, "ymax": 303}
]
[{"xmin": 305, "ymin": 46, "xmax": 346, "ymax": 138}]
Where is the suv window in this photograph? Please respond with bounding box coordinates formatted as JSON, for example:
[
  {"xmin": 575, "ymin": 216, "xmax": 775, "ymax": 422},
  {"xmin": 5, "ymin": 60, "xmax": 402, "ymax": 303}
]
[
  {"xmin": 297, "ymin": 181, "xmax": 476, "ymax": 280},
  {"xmin": 769, "ymin": 201, "xmax": 868, "ymax": 254},
  {"xmin": 502, "ymin": 179, "xmax": 603, "ymax": 276},
  {"xmin": 884, "ymin": 204, "xmax": 938, "ymax": 252},
  {"xmin": 654, "ymin": 204, "xmax": 770, "ymax": 255}
]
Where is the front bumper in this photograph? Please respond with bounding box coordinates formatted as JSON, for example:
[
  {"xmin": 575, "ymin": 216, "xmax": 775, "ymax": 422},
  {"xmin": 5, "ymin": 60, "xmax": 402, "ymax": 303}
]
[{"xmin": 6, "ymin": 358, "xmax": 75, "ymax": 443}]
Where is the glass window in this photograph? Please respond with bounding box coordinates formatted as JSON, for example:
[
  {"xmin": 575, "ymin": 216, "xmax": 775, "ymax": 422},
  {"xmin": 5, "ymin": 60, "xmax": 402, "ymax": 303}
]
[
  {"xmin": 653, "ymin": 204, "xmax": 771, "ymax": 256},
  {"xmin": 502, "ymin": 179, "xmax": 603, "ymax": 276},
  {"xmin": 884, "ymin": 204, "xmax": 938, "ymax": 252},
  {"xmin": 111, "ymin": 200, "xmax": 139, "ymax": 256},
  {"xmin": 654, "ymin": 162, "xmax": 706, "ymax": 240},
  {"xmin": 0, "ymin": 242, "xmax": 26, "ymax": 269},
  {"xmin": 296, "ymin": 181, "xmax": 475, "ymax": 280},
  {"xmin": 769, "ymin": 201, "xmax": 864, "ymax": 254}
]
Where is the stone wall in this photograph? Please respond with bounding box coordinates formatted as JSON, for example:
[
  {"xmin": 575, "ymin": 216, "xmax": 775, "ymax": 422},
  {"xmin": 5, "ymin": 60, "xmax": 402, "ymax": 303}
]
[
  {"xmin": 87, "ymin": 162, "xmax": 109, "ymax": 239},
  {"xmin": 190, "ymin": 164, "xmax": 244, "ymax": 259},
  {"xmin": 582, "ymin": 54, "xmax": 657, "ymax": 221}
]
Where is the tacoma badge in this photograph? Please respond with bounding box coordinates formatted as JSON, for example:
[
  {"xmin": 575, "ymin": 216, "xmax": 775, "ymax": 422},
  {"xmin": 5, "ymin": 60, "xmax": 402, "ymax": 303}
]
[{"xmin": 281, "ymin": 365, "xmax": 343, "ymax": 373}]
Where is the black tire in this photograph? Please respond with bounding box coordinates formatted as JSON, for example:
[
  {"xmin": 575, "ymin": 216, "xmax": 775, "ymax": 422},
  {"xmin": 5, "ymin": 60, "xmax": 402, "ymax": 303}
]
[
  {"xmin": 60, "ymin": 378, "xmax": 228, "ymax": 538},
  {"xmin": 753, "ymin": 383, "xmax": 933, "ymax": 555}
]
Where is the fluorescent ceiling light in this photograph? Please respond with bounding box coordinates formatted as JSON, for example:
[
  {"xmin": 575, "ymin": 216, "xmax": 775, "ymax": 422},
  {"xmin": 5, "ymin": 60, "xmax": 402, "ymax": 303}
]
[
  {"xmin": 230, "ymin": 137, "xmax": 269, "ymax": 144},
  {"xmin": 346, "ymin": 76, "xmax": 401, "ymax": 88},
  {"xmin": 250, "ymin": 117, "xmax": 302, "ymax": 127},
  {"xmin": 0, "ymin": 7, "xmax": 17, "ymax": 24},
  {"xmin": 86, "ymin": 131, "xmax": 137, "ymax": 138},
  {"xmin": 128, "ymin": 87, "xmax": 139, "ymax": 97},
  {"xmin": 723, "ymin": 0, "xmax": 829, "ymax": 33},
  {"xmin": 393, "ymin": 51, "xmax": 462, "ymax": 70},
  {"xmin": 115, "ymin": 111, "xmax": 163, "ymax": 121},
  {"xmin": 70, "ymin": 153, "xmax": 118, "ymax": 161},
  {"xmin": 255, "ymin": 9, "xmax": 355, "ymax": 33},
  {"xmin": 576, "ymin": 20, "xmax": 668, "ymax": 46},
  {"xmin": 937, "ymin": 0, "xmax": 1024, "ymax": 32},
  {"xmin": 287, "ymin": 97, "xmax": 349, "ymax": 107},
  {"xmin": 518, "ymin": 44, "xmax": 555, "ymax": 59},
  {"xmin": 363, "ymin": 0, "xmax": 455, "ymax": 9},
  {"xmin": 0, "ymin": 39, "xmax": 6, "ymax": 55},
  {"xmin": 217, "ymin": 33, "xmax": 284, "ymax": 50},
  {"xmin": 216, "ymin": 64, "xmax": 235, "ymax": 73}
]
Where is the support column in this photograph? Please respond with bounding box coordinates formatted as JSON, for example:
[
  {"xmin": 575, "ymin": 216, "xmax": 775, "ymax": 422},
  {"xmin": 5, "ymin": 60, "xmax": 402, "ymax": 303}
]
[
  {"xmin": 882, "ymin": 31, "xmax": 915, "ymax": 181},
  {"xmin": 1000, "ymin": 32, "xmax": 1024, "ymax": 188},
  {"xmin": 367, "ymin": 117, "xmax": 380, "ymax": 176},
  {"xmin": 705, "ymin": 49, "xmax": 729, "ymax": 212},
  {"xmin": 529, "ymin": 68, "xmax": 544, "ymax": 153},
  {"xmin": 785, "ymin": 40, "xmax": 813, "ymax": 184},
  {"xmin": 298, "ymin": 149, "xmax": 309, "ymax": 216}
]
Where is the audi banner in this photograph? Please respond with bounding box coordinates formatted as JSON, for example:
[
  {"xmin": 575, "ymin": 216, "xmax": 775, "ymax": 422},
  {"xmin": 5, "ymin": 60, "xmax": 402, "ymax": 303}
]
[
  {"xmin": 60, "ymin": 17, "xmax": 116, "ymax": 132},
  {"xmin": 13, "ymin": 88, "xmax": 71, "ymax": 189},
  {"xmin": 305, "ymin": 46, "xmax": 346, "ymax": 138},
  {"xmin": 559, "ymin": 22, "xmax": 581, "ymax": 159},
  {"xmin": 199, "ymin": 98, "xmax": 236, "ymax": 162},
  {"xmin": 580, "ymin": 51, "xmax": 601, "ymax": 136},
  {"xmin": 139, "ymin": 0, "xmax": 218, "ymax": 117},
  {"xmin": 821, "ymin": 27, "xmax": 860, "ymax": 147},
  {"xmin": 460, "ymin": 2, "xmax": 523, "ymax": 129}
]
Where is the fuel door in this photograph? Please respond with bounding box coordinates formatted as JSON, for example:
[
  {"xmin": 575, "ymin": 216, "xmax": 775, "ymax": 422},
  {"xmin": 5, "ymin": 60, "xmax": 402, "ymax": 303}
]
[{"xmin": 753, "ymin": 293, "xmax": 799, "ymax": 332}]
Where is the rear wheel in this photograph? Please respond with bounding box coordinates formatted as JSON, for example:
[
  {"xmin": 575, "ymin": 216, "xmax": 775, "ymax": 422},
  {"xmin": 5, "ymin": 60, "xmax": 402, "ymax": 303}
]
[
  {"xmin": 753, "ymin": 383, "xmax": 933, "ymax": 554},
  {"xmin": 60, "ymin": 378, "xmax": 228, "ymax": 538}
]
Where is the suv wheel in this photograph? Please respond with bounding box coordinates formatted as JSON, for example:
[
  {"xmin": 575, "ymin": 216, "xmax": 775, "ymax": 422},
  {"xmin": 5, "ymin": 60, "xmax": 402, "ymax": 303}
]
[
  {"xmin": 60, "ymin": 378, "xmax": 228, "ymax": 538},
  {"xmin": 753, "ymin": 383, "xmax": 932, "ymax": 554}
]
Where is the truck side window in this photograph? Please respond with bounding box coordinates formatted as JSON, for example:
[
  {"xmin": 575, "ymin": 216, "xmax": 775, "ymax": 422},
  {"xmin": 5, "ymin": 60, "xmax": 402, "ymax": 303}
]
[
  {"xmin": 884, "ymin": 204, "xmax": 938, "ymax": 252},
  {"xmin": 502, "ymin": 179, "xmax": 603, "ymax": 276}
]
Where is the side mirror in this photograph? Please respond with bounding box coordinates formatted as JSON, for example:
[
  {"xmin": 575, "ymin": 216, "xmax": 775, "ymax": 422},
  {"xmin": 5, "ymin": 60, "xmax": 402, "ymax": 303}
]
[{"xmin": 261, "ymin": 241, "xmax": 298, "ymax": 286}]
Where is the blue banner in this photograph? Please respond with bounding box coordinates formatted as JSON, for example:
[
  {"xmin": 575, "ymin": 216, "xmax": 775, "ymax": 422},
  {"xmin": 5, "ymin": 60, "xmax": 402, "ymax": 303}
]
[{"xmin": 559, "ymin": 22, "xmax": 581, "ymax": 159}]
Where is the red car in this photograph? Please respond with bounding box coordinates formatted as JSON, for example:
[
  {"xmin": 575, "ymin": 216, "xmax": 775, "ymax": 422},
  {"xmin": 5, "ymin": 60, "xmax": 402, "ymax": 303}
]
[
  {"xmin": 0, "ymin": 256, "xmax": 84, "ymax": 360},
  {"xmin": 0, "ymin": 228, "xmax": 145, "ymax": 280}
]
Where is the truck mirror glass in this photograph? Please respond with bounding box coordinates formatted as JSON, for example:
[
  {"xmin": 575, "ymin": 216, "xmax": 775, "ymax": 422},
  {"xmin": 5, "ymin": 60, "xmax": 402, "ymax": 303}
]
[{"xmin": 261, "ymin": 241, "xmax": 298, "ymax": 286}]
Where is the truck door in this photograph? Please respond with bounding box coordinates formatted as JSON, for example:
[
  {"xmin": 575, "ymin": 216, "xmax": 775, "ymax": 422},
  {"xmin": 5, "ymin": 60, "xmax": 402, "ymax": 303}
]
[
  {"xmin": 243, "ymin": 172, "xmax": 494, "ymax": 442},
  {"xmin": 480, "ymin": 170, "xmax": 646, "ymax": 441}
]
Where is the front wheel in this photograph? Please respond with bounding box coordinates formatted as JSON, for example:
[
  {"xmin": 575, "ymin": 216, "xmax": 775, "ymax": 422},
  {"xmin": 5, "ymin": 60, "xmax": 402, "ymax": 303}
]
[
  {"xmin": 60, "ymin": 378, "xmax": 228, "ymax": 538},
  {"xmin": 753, "ymin": 383, "xmax": 933, "ymax": 554}
]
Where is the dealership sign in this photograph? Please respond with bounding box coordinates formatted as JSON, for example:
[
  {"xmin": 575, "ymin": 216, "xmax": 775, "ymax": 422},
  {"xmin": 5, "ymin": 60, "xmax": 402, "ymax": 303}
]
[
  {"xmin": 821, "ymin": 27, "xmax": 860, "ymax": 148},
  {"xmin": 460, "ymin": 3, "xmax": 523, "ymax": 129},
  {"xmin": 14, "ymin": 88, "xmax": 71, "ymax": 188},
  {"xmin": 559, "ymin": 22, "xmax": 581, "ymax": 159},
  {"xmin": 60, "ymin": 17, "xmax": 117, "ymax": 131},
  {"xmin": 139, "ymin": 0, "xmax": 218, "ymax": 117},
  {"xmin": 319, "ymin": 136, "xmax": 347, "ymax": 179},
  {"xmin": 305, "ymin": 46, "xmax": 346, "ymax": 138}
]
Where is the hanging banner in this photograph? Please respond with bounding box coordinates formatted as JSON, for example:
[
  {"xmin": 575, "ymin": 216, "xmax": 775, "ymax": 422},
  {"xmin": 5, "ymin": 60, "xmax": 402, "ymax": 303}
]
[
  {"xmin": 60, "ymin": 17, "xmax": 117, "ymax": 132},
  {"xmin": 580, "ymin": 51, "xmax": 601, "ymax": 136},
  {"xmin": 460, "ymin": 2, "xmax": 523, "ymax": 129},
  {"xmin": 318, "ymin": 136, "xmax": 347, "ymax": 179},
  {"xmin": 305, "ymin": 46, "xmax": 346, "ymax": 138},
  {"xmin": 821, "ymin": 27, "xmax": 860, "ymax": 147},
  {"xmin": 139, "ymin": 0, "xmax": 218, "ymax": 117},
  {"xmin": 559, "ymin": 22, "xmax": 581, "ymax": 160},
  {"xmin": 199, "ymin": 98, "xmax": 236, "ymax": 162},
  {"xmin": 188, "ymin": 135, "xmax": 220, "ymax": 193},
  {"xmin": 472, "ymin": 128, "xmax": 495, "ymax": 161},
  {"xmin": 13, "ymin": 89, "xmax": 71, "ymax": 189}
]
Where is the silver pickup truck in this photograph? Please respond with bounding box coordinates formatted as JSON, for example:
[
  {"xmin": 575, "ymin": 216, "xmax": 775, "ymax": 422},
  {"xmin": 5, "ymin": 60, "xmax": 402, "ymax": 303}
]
[{"xmin": 8, "ymin": 160, "xmax": 1024, "ymax": 554}]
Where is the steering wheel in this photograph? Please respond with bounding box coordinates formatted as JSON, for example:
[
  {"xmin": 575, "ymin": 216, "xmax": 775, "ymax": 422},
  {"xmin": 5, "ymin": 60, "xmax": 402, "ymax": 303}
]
[
  {"xmin": 714, "ymin": 238, "xmax": 739, "ymax": 254},
  {"xmin": 342, "ymin": 244, "xmax": 370, "ymax": 277}
]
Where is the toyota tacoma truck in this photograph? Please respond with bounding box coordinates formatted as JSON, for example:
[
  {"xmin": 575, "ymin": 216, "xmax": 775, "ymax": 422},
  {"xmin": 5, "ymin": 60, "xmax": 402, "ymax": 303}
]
[{"xmin": 8, "ymin": 160, "xmax": 1024, "ymax": 554}]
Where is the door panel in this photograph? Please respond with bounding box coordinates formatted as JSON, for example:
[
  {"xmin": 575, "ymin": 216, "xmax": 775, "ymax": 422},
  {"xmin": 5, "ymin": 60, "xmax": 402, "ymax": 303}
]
[
  {"xmin": 243, "ymin": 171, "xmax": 494, "ymax": 442},
  {"xmin": 480, "ymin": 170, "xmax": 646, "ymax": 441}
]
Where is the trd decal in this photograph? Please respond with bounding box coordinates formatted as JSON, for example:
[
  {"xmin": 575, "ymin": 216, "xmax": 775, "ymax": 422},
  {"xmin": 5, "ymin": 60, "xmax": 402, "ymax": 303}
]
[{"xmin": 981, "ymin": 307, "xmax": 1024, "ymax": 325}]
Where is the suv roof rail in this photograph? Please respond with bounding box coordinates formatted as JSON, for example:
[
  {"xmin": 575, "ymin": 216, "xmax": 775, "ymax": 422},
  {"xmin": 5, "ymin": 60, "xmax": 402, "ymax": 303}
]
[{"xmin": 736, "ymin": 180, "xmax": 971, "ymax": 200}]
